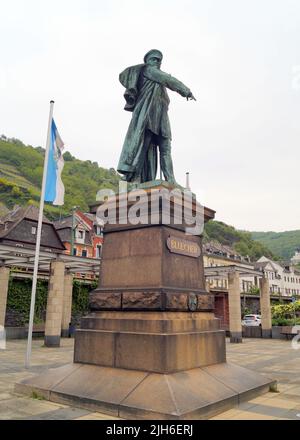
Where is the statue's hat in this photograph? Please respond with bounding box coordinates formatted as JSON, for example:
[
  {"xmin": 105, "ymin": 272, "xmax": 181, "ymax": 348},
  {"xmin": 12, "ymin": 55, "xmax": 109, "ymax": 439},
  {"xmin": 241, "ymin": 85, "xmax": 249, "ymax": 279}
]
[{"xmin": 143, "ymin": 49, "xmax": 163, "ymax": 63}]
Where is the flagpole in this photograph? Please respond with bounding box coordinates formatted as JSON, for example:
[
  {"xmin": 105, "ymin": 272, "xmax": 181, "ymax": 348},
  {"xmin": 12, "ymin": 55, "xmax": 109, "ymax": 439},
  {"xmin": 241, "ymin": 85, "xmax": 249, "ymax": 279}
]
[{"xmin": 25, "ymin": 100, "xmax": 55, "ymax": 368}]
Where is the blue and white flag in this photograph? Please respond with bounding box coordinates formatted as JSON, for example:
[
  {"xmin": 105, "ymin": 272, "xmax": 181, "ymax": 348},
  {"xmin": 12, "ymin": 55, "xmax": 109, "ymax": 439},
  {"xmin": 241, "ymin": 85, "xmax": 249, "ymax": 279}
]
[{"xmin": 45, "ymin": 119, "xmax": 65, "ymax": 206}]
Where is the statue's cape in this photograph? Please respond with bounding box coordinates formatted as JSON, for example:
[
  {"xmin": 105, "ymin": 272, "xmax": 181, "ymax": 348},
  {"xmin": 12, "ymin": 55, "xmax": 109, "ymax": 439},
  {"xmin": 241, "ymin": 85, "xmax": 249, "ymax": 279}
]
[{"xmin": 119, "ymin": 64, "xmax": 144, "ymax": 112}]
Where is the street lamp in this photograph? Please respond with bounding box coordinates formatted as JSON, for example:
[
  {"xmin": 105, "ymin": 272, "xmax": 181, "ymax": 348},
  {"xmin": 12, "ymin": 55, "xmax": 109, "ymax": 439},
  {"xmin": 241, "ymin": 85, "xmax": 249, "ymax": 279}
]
[{"xmin": 70, "ymin": 206, "xmax": 78, "ymax": 256}]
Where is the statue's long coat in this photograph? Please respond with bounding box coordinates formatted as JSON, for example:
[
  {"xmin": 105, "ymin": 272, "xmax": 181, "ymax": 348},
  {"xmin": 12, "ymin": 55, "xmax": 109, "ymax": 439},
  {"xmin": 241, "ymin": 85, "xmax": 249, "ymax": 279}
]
[{"xmin": 117, "ymin": 64, "xmax": 191, "ymax": 181}]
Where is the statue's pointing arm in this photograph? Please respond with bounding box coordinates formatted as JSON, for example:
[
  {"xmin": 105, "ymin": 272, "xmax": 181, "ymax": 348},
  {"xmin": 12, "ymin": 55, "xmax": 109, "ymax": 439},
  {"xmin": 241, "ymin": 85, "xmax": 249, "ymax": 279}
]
[{"xmin": 144, "ymin": 66, "xmax": 195, "ymax": 100}]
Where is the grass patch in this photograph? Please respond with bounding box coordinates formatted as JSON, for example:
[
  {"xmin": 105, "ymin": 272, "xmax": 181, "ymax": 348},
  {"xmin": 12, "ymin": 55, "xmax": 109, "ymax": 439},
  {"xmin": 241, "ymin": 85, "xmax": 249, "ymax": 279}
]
[
  {"xmin": 31, "ymin": 391, "xmax": 45, "ymax": 400},
  {"xmin": 269, "ymin": 383, "xmax": 279, "ymax": 393}
]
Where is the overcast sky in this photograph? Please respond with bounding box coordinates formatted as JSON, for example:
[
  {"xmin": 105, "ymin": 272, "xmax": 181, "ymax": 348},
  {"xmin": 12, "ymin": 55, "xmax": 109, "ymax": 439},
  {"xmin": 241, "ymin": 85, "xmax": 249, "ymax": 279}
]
[{"xmin": 1, "ymin": 0, "xmax": 300, "ymax": 232}]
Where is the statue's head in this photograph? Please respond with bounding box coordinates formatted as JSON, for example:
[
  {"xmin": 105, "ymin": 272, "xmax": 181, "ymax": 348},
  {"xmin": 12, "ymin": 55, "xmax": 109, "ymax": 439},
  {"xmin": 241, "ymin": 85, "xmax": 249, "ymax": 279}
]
[{"xmin": 144, "ymin": 49, "xmax": 163, "ymax": 69}]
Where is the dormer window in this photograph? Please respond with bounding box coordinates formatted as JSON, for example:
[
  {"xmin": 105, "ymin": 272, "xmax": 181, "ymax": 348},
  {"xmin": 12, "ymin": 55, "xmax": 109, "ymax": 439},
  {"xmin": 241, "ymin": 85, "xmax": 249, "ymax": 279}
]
[
  {"xmin": 75, "ymin": 229, "xmax": 85, "ymax": 243},
  {"xmin": 95, "ymin": 225, "xmax": 103, "ymax": 236}
]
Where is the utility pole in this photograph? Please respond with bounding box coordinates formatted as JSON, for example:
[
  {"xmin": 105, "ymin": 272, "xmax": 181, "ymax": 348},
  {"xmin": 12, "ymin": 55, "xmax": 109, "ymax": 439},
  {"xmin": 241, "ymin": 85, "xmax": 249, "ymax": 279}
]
[{"xmin": 70, "ymin": 206, "xmax": 77, "ymax": 256}]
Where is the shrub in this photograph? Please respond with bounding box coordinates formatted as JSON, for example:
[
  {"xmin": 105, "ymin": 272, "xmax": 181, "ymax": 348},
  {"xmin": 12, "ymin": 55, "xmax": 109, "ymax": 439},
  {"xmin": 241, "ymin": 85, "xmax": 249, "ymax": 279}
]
[
  {"xmin": 6, "ymin": 278, "xmax": 48, "ymax": 325},
  {"xmin": 271, "ymin": 301, "xmax": 300, "ymax": 319},
  {"xmin": 272, "ymin": 317, "xmax": 300, "ymax": 326},
  {"xmin": 6, "ymin": 278, "xmax": 97, "ymax": 327}
]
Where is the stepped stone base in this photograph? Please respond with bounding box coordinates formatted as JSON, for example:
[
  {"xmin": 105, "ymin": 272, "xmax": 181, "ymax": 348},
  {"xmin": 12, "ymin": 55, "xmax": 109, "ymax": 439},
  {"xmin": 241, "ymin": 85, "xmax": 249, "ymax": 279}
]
[
  {"xmin": 73, "ymin": 312, "xmax": 226, "ymax": 373},
  {"xmin": 15, "ymin": 362, "xmax": 275, "ymax": 420},
  {"xmin": 16, "ymin": 311, "xmax": 276, "ymax": 419}
]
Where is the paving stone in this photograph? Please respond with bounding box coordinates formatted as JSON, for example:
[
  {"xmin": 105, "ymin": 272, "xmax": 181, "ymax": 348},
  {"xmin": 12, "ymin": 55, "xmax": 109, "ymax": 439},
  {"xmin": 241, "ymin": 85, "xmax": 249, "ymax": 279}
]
[
  {"xmin": 75, "ymin": 412, "xmax": 120, "ymax": 420},
  {"xmin": 232, "ymin": 412, "xmax": 278, "ymax": 420},
  {"xmin": 242, "ymin": 403, "xmax": 296, "ymax": 418},
  {"xmin": 0, "ymin": 393, "xmax": 14, "ymax": 401},
  {"xmin": 23, "ymin": 407, "xmax": 91, "ymax": 420},
  {"xmin": 280, "ymin": 408, "xmax": 300, "ymax": 420},
  {"xmin": 1, "ymin": 337, "xmax": 300, "ymax": 419},
  {"xmin": 260, "ymin": 397, "xmax": 299, "ymax": 410}
]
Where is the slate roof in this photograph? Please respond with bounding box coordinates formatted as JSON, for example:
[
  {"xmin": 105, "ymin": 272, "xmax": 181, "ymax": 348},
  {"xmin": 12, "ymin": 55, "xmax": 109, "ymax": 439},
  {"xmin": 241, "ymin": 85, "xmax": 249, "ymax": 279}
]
[
  {"xmin": 54, "ymin": 212, "xmax": 97, "ymax": 230},
  {"xmin": 254, "ymin": 260, "xmax": 279, "ymax": 274},
  {"xmin": 54, "ymin": 216, "xmax": 73, "ymax": 230},
  {"xmin": 0, "ymin": 205, "xmax": 51, "ymax": 238},
  {"xmin": 204, "ymin": 241, "xmax": 240, "ymax": 257},
  {"xmin": 0, "ymin": 205, "xmax": 65, "ymax": 251}
]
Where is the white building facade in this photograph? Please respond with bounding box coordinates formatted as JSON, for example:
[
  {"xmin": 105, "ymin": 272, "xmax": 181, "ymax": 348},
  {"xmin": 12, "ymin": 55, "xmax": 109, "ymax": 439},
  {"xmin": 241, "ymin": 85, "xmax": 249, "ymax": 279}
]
[
  {"xmin": 257, "ymin": 256, "xmax": 300, "ymax": 297},
  {"xmin": 291, "ymin": 249, "xmax": 300, "ymax": 265}
]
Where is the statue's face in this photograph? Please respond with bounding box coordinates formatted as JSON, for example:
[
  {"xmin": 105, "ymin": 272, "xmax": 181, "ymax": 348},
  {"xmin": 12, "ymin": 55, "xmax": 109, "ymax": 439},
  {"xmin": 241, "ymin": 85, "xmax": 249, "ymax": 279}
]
[{"xmin": 146, "ymin": 55, "xmax": 162, "ymax": 69}]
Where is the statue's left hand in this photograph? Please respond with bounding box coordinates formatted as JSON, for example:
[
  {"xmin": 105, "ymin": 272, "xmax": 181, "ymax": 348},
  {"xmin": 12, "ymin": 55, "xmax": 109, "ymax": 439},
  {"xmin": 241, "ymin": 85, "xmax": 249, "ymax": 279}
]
[{"xmin": 187, "ymin": 92, "xmax": 196, "ymax": 101}]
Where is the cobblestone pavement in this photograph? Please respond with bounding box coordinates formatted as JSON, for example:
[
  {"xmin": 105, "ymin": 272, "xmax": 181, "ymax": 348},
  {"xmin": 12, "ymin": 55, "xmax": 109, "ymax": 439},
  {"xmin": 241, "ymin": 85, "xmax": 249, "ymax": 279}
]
[
  {"xmin": 212, "ymin": 338, "xmax": 300, "ymax": 420},
  {"xmin": 0, "ymin": 337, "xmax": 300, "ymax": 420}
]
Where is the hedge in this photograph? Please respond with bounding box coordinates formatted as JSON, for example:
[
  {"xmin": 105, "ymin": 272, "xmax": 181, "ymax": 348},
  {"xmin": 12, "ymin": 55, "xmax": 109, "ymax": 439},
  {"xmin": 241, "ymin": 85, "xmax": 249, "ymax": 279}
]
[{"xmin": 5, "ymin": 277, "xmax": 97, "ymax": 326}]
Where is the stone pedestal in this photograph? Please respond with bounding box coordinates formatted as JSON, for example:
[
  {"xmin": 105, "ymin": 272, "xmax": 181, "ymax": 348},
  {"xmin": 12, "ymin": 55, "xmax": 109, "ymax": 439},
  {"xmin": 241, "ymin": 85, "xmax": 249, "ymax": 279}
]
[
  {"xmin": 16, "ymin": 183, "xmax": 275, "ymax": 419},
  {"xmin": 260, "ymin": 277, "xmax": 272, "ymax": 338},
  {"xmin": 76, "ymin": 186, "xmax": 225, "ymax": 374},
  {"xmin": 91, "ymin": 223, "xmax": 213, "ymax": 312}
]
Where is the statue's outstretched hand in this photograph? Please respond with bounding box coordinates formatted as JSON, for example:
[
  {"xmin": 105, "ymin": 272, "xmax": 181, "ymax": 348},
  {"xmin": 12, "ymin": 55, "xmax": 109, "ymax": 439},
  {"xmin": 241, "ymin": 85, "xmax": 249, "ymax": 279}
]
[{"xmin": 187, "ymin": 92, "xmax": 196, "ymax": 101}]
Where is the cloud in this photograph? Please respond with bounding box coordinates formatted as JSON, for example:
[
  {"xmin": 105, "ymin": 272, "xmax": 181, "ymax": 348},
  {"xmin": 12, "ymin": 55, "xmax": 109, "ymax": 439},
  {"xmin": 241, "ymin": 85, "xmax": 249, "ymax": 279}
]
[{"xmin": 1, "ymin": 0, "xmax": 300, "ymax": 231}]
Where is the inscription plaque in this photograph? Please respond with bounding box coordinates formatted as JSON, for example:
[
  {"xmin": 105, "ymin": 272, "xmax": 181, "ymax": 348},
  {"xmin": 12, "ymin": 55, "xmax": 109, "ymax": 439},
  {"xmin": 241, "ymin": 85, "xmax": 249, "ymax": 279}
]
[{"xmin": 167, "ymin": 236, "xmax": 201, "ymax": 258}]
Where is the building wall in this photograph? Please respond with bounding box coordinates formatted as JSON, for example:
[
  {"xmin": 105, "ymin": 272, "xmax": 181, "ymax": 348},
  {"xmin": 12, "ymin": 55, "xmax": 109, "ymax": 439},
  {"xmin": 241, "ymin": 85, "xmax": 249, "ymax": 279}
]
[
  {"xmin": 56, "ymin": 219, "xmax": 103, "ymax": 260},
  {"xmin": 258, "ymin": 257, "xmax": 300, "ymax": 297},
  {"xmin": 92, "ymin": 236, "xmax": 103, "ymax": 258},
  {"xmin": 214, "ymin": 293, "xmax": 229, "ymax": 330},
  {"xmin": 63, "ymin": 241, "xmax": 94, "ymax": 258},
  {"xmin": 205, "ymin": 252, "xmax": 300, "ymax": 298},
  {"xmin": 204, "ymin": 253, "xmax": 256, "ymax": 293}
]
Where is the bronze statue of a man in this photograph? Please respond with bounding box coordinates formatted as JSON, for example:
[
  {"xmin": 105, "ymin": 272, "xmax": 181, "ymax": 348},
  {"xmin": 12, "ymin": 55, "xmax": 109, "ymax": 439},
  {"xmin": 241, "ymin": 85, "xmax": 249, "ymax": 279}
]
[{"xmin": 117, "ymin": 49, "xmax": 195, "ymax": 184}]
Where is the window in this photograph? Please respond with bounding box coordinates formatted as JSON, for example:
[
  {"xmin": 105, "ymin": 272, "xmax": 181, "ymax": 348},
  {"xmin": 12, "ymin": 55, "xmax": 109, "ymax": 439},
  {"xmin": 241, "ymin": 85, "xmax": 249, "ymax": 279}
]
[
  {"xmin": 96, "ymin": 245, "xmax": 102, "ymax": 258},
  {"xmin": 77, "ymin": 230, "xmax": 84, "ymax": 239},
  {"xmin": 31, "ymin": 226, "xmax": 37, "ymax": 235},
  {"xmin": 73, "ymin": 248, "xmax": 77, "ymax": 256},
  {"xmin": 95, "ymin": 225, "xmax": 102, "ymax": 236},
  {"xmin": 82, "ymin": 250, "xmax": 87, "ymax": 257}
]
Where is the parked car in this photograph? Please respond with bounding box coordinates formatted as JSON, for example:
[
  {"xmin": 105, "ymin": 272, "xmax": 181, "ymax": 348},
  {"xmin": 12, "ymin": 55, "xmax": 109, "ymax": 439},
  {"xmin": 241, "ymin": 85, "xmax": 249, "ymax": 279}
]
[{"xmin": 242, "ymin": 314, "xmax": 261, "ymax": 327}]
